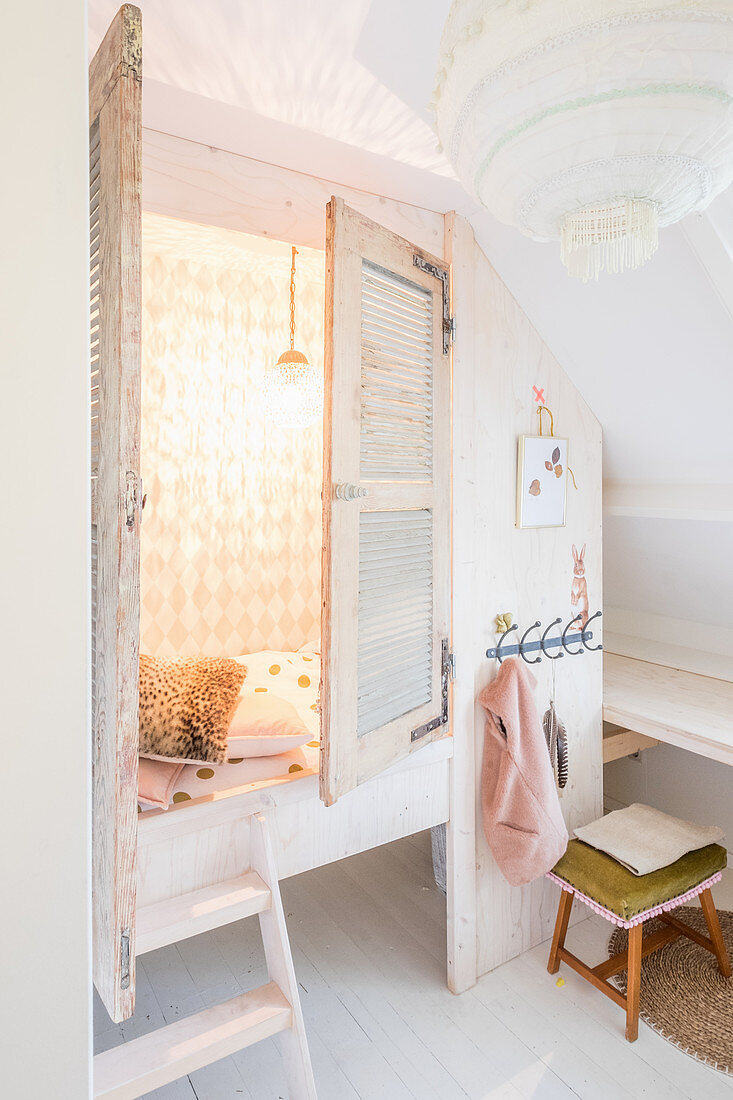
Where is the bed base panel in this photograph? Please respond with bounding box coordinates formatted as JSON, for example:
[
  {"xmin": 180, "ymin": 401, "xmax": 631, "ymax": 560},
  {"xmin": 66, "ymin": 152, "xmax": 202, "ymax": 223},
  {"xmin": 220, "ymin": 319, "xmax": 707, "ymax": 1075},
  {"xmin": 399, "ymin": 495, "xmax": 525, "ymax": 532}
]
[{"xmin": 137, "ymin": 751, "xmax": 450, "ymax": 909}]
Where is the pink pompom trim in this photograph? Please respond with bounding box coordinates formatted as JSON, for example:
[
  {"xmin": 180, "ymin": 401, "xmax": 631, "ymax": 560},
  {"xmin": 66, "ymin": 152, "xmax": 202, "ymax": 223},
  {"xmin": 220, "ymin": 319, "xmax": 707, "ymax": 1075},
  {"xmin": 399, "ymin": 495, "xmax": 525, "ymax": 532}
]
[{"xmin": 546, "ymin": 869, "xmax": 723, "ymax": 929}]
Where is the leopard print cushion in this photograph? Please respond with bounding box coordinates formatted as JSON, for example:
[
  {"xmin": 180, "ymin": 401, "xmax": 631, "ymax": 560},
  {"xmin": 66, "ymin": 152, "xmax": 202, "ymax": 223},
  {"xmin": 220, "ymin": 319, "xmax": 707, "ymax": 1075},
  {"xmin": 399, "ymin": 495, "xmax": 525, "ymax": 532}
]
[{"xmin": 139, "ymin": 654, "xmax": 247, "ymax": 765}]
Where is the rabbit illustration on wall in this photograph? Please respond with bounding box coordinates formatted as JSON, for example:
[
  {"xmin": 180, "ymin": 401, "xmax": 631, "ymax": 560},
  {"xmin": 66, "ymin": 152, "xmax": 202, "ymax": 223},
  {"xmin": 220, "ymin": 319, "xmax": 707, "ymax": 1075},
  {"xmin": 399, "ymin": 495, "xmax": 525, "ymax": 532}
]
[{"xmin": 570, "ymin": 544, "xmax": 589, "ymax": 628}]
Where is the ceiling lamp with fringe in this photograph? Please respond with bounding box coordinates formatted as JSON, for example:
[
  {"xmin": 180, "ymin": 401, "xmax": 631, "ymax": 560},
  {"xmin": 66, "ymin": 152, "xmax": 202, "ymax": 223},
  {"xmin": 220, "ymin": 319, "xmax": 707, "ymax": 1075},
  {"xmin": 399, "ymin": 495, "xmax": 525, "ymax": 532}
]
[
  {"xmin": 433, "ymin": 1, "xmax": 733, "ymax": 281},
  {"xmin": 264, "ymin": 245, "xmax": 323, "ymax": 429}
]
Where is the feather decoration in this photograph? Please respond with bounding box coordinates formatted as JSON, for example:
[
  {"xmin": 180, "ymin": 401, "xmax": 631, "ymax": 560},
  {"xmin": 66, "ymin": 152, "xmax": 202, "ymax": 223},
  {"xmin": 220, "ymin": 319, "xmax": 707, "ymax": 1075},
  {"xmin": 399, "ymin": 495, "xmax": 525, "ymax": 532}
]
[
  {"xmin": 557, "ymin": 721, "xmax": 568, "ymax": 789},
  {"xmin": 542, "ymin": 699, "xmax": 568, "ymax": 789}
]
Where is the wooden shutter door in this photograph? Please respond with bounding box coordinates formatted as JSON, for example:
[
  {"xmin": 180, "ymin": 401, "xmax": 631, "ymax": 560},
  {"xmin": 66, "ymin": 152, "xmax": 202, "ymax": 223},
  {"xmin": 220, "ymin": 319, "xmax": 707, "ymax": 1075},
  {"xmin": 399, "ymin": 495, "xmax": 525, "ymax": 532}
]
[
  {"xmin": 90, "ymin": 4, "xmax": 142, "ymax": 1023},
  {"xmin": 320, "ymin": 198, "xmax": 450, "ymax": 806}
]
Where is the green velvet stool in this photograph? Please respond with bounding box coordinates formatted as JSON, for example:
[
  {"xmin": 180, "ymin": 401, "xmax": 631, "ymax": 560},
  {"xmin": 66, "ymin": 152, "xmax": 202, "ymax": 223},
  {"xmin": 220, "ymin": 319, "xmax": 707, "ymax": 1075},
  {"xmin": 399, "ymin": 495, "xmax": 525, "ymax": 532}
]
[{"xmin": 547, "ymin": 838, "xmax": 730, "ymax": 1042}]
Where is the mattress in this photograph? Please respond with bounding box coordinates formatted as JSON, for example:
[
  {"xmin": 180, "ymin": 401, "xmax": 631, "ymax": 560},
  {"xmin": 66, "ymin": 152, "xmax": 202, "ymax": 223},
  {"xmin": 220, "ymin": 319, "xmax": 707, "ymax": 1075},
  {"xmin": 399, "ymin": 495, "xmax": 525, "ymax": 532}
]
[{"xmin": 139, "ymin": 649, "xmax": 320, "ymax": 813}]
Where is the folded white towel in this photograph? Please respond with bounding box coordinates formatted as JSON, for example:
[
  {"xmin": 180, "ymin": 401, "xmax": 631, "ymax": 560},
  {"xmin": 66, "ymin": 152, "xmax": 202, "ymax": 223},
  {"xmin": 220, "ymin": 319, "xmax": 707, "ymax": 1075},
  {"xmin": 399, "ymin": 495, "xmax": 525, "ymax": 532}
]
[{"xmin": 574, "ymin": 804, "xmax": 725, "ymax": 876}]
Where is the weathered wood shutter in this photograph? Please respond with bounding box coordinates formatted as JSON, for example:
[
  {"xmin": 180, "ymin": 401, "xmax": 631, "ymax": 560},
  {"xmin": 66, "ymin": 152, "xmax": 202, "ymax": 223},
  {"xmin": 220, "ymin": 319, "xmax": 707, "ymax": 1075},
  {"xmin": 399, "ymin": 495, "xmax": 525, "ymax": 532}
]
[
  {"xmin": 90, "ymin": 4, "xmax": 142, "ymax": 1023},
  {"xmin": 320, "ymin": 198, "xmax": 451, "ymax": 806}
]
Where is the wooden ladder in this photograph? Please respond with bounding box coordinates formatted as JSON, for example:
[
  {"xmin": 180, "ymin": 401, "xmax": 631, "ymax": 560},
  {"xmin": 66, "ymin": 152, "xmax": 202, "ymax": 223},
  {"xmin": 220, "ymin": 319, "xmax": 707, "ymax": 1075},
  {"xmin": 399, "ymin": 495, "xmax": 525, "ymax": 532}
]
[{"xmin": 93, "ymin": 812, "xmax": 317, "ymax": 1099}]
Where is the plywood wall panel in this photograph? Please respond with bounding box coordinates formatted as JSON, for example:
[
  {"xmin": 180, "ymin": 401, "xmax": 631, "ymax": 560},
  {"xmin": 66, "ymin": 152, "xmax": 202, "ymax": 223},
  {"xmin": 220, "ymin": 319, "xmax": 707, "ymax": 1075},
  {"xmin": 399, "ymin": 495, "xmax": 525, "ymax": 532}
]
[
  {"xmin": 143, "ymin": 129, "xmax": 445, "ymax": 258},
  {"xmin": 448, "ymin": 216, "xmax": 603, "ymax": 977}
]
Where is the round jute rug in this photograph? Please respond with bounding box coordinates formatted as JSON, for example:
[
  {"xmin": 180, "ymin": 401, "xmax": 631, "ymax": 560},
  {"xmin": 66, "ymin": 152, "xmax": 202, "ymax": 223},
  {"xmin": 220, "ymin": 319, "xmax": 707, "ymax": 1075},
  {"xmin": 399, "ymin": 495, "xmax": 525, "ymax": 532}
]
[{"xmin": 608, "ymin": 906, "xmax": 733, "ymax": 1075}]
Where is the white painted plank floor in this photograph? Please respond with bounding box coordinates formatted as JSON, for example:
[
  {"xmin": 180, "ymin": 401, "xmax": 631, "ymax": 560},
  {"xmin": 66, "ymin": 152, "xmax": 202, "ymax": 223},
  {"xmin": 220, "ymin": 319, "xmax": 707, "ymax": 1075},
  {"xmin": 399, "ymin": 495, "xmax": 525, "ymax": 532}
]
[{"xmin": 94, "ymin": 832, "xmax": 733, "ymax": 1099}]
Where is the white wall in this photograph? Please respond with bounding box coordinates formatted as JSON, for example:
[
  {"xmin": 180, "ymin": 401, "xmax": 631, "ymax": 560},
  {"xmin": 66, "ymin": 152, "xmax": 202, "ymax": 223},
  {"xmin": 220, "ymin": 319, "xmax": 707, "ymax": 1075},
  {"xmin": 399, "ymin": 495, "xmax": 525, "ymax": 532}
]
[
  {"xmin": 0, "ymin": 2, "xmax": 91, "ymax": 1097},
  {"xmin": 605, "ymin": 515, "xmax": 733, "ymax": 636},
  {"xmin": 603, "ymin": 513, "xmax": 733, "ymax": 856},
  {"xmin": 604, "ymin": 742, "xmax": 733, "ymax": 861}
]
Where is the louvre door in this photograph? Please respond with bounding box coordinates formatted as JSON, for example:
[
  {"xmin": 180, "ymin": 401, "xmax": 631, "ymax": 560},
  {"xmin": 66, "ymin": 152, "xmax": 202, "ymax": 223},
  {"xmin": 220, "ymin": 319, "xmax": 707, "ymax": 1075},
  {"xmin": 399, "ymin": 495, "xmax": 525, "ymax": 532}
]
[
  {"xmin": 90, "ymin": 4, "xmax": 142, "ymax": 1022},
  {"xmin": 320, "ymin": 198, "xmax": 450, "ymax": 806}
]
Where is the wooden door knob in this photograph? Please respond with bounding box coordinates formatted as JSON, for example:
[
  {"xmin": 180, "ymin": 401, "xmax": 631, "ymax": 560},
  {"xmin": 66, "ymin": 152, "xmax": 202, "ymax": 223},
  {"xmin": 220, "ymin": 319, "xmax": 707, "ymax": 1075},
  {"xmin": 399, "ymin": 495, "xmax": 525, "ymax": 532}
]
[{"xmin": 334, "ymin": 483, "xmax": 369, "ymax": 501}]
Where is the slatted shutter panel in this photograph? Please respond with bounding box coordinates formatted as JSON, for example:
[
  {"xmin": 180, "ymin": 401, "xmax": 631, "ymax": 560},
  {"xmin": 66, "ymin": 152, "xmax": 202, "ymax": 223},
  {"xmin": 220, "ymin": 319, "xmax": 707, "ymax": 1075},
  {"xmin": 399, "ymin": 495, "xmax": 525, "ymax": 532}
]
[
  {"xmin": 320, "ymin": 199, "xmax": 450, "ymax": 806},
  {"xmin": 90, "ymin": 4, "xmax": 143, "ymax": 1023}
]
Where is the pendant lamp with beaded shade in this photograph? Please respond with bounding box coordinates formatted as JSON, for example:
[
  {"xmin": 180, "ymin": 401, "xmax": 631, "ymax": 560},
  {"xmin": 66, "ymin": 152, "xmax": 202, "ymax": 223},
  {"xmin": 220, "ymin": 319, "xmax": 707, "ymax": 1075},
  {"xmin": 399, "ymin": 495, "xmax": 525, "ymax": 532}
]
[
  {"xmin": 264, "ymin": 246, "xmax": 323, "ymax": 428},
  {"xmin": 432, "ymin": 0, "xmax": 733, "ymax": 281}
]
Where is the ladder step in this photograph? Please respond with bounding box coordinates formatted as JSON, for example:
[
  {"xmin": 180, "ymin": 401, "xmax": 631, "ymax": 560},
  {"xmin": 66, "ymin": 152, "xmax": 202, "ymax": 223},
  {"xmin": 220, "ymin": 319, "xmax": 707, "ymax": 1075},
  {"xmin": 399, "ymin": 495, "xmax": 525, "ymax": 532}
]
[
  {"xmin": 136, "ymin": 872, "xmax": 271, "ymax": 955},
  {"xmin": 93, "ymin": 981, "xmax": 292, "ymax": 1100}
]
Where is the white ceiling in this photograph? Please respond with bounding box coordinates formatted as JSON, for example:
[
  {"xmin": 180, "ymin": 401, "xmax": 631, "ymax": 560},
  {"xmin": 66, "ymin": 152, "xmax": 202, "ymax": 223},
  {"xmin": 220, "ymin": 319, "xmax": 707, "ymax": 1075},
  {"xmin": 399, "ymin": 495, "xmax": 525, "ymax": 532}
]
[
  {"xmin": 89, "ymin": 0, "xmax": 451, "ymax": 173},
  {"xmin": 89, "ymin": 0, "xmax": 733, "ymax": 489}
]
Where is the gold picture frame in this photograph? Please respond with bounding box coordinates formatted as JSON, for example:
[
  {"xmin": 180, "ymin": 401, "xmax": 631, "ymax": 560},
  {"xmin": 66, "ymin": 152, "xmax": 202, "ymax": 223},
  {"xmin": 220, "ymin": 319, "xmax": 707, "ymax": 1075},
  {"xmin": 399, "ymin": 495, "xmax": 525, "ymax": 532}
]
[{"xmin": 516, "ymin": 435, "xmax": 568, "ymax": 529}]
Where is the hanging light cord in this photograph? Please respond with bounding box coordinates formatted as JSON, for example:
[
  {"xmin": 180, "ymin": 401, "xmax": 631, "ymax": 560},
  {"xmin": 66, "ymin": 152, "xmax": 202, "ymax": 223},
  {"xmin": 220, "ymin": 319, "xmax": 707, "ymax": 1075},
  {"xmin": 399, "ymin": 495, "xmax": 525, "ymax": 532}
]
[{"xmin": 289, "ymin": 245, "xmax": 298, "ymax": 351}]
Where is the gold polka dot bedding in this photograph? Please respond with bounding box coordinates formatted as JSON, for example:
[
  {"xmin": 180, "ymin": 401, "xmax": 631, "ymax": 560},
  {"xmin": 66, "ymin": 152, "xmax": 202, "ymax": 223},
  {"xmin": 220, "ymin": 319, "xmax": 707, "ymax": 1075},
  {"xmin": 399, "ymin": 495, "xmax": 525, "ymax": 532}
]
[{"xmin": 138, "ymin": 649, "xmax": 320, "ymax": 812}]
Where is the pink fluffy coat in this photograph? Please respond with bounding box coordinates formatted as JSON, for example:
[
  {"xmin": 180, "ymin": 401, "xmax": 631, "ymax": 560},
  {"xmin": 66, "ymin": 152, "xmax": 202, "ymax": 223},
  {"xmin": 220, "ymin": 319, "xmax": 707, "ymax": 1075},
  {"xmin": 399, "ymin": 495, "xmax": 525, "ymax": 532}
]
[{"xmin": 478, "ymin": 657, "xmax": 568, "ymax": 886}]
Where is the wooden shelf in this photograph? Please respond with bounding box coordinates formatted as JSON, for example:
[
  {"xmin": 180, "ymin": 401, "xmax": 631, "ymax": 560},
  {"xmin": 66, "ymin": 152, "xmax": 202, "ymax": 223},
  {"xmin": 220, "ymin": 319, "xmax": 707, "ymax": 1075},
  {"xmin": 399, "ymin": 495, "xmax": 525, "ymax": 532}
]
[
  {"xmin": 604, "ymin": 653, "xmax": 733, "ymax": 767},
  {"xmin": 94, "ymin": 981, "xmax": 291, "ymax": 1100},
  {"xmin": 136, "ymin": 872, "xmax": 271, "ymax": 956},
  {"xmin": 602, "ymin": 723, "xmax": 659, "ymax": 764}
]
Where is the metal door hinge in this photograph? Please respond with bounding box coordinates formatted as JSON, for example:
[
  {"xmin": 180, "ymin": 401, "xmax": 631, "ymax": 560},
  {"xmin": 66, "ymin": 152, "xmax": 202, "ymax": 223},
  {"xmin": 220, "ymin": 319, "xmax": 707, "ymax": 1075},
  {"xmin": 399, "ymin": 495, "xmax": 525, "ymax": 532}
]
[
  {"xmin": 413, "ymin": 254, "xmax": 453, "ymax": 354},
  {"xmin": 120, "ymin": 929, "xmax": 131, "ymax": 989},
  {"xmin": 411, "ymin": 638, "xmax": 453, "ymax": 742}
]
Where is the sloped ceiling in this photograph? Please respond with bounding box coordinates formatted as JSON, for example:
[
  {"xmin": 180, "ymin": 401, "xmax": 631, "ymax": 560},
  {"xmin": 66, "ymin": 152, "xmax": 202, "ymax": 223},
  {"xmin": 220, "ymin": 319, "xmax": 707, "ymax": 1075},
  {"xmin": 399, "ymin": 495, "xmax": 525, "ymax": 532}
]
[
  {"xmin": 88, "ymin": 0, "xmax": 449, "ymax": 173},
  {"xmin": 473, "ymin": 204, "xmax": 733, "ymax": 484},
  {"xmin": 89, "ymin": 0, "xmax": 733, "ymax": 632}
]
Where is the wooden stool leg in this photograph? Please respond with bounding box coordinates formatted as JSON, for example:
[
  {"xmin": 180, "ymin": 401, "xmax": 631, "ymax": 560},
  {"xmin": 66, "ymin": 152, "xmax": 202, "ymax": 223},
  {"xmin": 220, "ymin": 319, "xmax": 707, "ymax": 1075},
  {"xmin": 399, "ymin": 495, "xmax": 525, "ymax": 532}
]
[
  {"xmin": 625, "ymin": 923, "xmax": 643, "ymax": 1042},
  {"xmin": 699, "ymin": 888, "xmax": 732, "ymax": 978},
  {"xmin": 548, "ymin": 890, "xmax": 573, "ymax": 974}
]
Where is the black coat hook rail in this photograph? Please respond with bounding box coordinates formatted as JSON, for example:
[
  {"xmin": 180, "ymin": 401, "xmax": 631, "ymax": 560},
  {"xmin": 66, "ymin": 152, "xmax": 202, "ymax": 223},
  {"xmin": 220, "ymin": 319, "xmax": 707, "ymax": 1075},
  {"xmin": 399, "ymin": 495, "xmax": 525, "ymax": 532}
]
[{"xmin": 486, "ymin": 610, "xmax": 602, "ymax": 664}]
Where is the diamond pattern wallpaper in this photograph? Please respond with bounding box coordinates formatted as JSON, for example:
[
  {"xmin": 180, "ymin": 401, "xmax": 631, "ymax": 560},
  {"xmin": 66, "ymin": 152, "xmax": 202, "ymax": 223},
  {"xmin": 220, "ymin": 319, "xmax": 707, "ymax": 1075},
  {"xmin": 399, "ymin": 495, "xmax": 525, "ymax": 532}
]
[{"xmin": 140, "ymin": 214, "xmax": 324, "ymax": 657}]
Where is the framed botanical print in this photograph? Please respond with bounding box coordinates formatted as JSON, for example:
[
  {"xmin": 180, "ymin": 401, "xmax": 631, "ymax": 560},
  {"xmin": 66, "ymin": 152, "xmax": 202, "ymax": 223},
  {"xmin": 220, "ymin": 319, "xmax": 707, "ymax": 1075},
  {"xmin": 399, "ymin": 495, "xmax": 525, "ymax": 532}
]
[{"xmin": 516, "ymin": 435, "xmax": 568, "ymax": 528}]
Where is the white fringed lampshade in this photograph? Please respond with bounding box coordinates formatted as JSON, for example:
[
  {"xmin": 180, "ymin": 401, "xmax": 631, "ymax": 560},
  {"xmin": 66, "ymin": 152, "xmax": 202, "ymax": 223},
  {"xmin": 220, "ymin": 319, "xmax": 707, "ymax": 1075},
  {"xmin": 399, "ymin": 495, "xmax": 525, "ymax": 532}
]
[
  {"xmin": 264, "ymin": 348, "xmax": 323, "ymax": 430},
  {"xmin": 433, "ymin": 1, "xmax": 733, "ymax": 280}
]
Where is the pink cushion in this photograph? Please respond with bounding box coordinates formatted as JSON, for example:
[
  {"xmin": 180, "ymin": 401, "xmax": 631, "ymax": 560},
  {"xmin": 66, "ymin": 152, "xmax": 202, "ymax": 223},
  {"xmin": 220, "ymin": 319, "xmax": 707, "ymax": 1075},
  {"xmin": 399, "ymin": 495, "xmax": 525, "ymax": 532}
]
[
  {"xmin": 138, "ymin": 757, "xmax": 185, "ymax": 810},
  {"xmin": 227, "ymin": 692, "xmax": 311, "ymax": 757}
]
